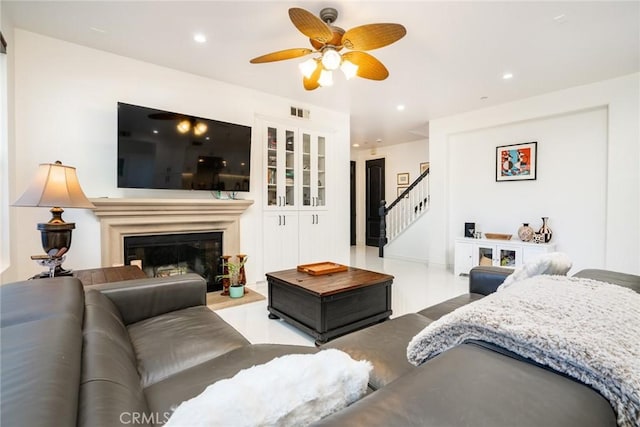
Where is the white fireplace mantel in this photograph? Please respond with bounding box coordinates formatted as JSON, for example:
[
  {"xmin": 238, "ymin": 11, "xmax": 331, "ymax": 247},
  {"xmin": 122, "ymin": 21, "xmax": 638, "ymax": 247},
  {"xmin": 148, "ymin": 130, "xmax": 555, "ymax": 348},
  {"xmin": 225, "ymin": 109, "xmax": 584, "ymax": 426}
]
[{"xmin": 90, "ymin": 198, "xmax": 254, "ymax": 267}]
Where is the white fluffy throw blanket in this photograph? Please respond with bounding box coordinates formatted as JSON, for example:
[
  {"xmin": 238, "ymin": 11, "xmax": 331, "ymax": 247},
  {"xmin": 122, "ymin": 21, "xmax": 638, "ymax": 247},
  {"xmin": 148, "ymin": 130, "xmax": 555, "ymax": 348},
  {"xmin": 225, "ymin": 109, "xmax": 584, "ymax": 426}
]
[
  {"xmin": 407, "ymin": 275, "xmax": 640, "ymax": 427},
  {"xmin": 166, "ymin": 349, "xmax": 371, "ymax": 427}
]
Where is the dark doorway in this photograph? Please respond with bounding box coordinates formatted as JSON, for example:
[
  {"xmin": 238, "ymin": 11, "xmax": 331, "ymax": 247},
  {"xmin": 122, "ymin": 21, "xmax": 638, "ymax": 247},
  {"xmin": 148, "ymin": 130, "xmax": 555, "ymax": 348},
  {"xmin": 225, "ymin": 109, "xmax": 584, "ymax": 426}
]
[
  {"xmin": 365, "ymin": 158, "xmax": 385, "ymax": 247},
  {"xmin": 350, "ymin": 161, "xmax": 356, "ymax": 245}
]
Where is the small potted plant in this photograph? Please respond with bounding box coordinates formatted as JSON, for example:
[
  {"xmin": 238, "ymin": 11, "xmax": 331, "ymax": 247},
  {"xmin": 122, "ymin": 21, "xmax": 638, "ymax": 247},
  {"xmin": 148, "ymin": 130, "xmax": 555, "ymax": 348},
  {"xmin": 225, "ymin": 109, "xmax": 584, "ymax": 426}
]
[{"xmin": 218, "ymin": 255, "xmax": 248, "ymax": 298}]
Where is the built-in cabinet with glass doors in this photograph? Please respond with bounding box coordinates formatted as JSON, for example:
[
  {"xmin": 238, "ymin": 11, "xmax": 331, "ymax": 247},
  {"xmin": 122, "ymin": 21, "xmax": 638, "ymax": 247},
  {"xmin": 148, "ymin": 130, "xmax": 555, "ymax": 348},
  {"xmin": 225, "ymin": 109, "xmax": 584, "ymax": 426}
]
[
  {"xmin": 262, "ymin": 120, "xmax": 333, "ymax": 274},
  {"xmin": 266, "ymin": 125, "xmax": 296, "ymax": 208}
]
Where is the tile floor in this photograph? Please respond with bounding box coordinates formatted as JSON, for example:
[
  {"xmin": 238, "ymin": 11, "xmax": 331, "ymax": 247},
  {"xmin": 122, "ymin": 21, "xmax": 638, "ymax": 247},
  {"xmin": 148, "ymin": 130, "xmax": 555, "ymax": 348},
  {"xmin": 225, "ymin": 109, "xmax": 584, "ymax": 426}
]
[{"xmin": 215, "ymin": 245, "xmax": 470, "ymax": 347}]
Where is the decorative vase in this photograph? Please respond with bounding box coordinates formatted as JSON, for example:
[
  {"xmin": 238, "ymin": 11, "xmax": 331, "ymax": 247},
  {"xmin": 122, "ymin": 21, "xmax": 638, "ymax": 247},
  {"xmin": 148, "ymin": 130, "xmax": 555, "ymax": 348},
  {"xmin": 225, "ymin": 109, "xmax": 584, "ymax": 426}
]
[
  {"xmin": 237, "ymin": 254, "xmax": 248, "ymax": 296},
  {"xmin": 229, "ymin": 285, "xmax": 244, "ymax": 298},
  {"xmin": 538, "ymin": 217, "xmax": 553, "ymax": 243},
  {"xmin": 533, "ymin": 233, "xmax": 544, "ymax": 244},
  {"xmin": 237, "ymin": 254, "xmax": 247, "ymax": 285},
  {"xmin": 517, "ymin": 223, "xmax": 535, "ymax": 242},
  {"xmin": 220, "ymin": 255, "xmax": 231, "ymax": 296}
]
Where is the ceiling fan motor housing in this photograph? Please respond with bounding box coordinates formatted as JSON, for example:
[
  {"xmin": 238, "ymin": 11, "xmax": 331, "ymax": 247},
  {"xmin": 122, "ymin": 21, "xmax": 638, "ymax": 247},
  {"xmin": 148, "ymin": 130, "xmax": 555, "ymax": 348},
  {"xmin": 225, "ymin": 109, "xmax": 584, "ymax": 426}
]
[{"xmin": 319, "ymin": 7, "xmax": 338, "ymax": 24}]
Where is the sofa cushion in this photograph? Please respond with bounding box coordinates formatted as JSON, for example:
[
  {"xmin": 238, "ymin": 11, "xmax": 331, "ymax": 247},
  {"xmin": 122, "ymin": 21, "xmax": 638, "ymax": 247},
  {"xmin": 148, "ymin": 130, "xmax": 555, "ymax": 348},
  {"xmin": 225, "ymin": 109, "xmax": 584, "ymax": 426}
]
[
  {"xmin": 0, "ymin": 277, "xmax": 84, "ymax": 327},
  {"xmin": 127, "ymin": 306, "xmax": 250, "ymax": 387},
  {"xmin": 416, "ymin": 293, "xmax": 484, "ymax": 320},
  {"xmin": 1, "ymin": 316, "xmax": 83, "ymax": 427},
  {"xmin": 321, "ymin": 313, "xmax": 432, "ymax": 389},
  {"xmin": 313, "ymin": 343, "xmax": 616, "ymax": 427},
  {"xmin": 145, "ymin": 344, "xmax": 318, "ymax": 417},
  {"xmin": 79, "ymin": 290, "xmax": 150, "ymax": 427}
]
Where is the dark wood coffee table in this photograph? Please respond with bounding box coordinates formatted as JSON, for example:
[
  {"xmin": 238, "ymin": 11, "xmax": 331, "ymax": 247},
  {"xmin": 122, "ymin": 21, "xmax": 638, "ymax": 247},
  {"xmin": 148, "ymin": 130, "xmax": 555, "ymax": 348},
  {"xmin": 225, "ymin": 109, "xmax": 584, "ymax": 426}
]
[{"xmin": 266, "ymin": 266, "xmax": 393, "ymax": 345}]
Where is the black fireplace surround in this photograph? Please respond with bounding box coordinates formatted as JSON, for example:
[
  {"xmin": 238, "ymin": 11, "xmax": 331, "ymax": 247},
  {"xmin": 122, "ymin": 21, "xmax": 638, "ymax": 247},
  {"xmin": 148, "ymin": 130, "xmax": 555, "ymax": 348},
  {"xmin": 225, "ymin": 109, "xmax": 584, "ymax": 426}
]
[{"xmin": 124, "ymin": 232, "xmax": 223, "ymax": 291}]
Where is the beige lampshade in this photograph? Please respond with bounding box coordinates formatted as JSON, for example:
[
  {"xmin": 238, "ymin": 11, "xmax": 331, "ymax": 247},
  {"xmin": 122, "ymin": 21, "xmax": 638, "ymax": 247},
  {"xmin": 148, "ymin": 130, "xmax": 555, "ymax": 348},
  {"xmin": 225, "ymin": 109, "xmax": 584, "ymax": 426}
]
[{"xmin": 13, "ymin": 161, "xmax": 95, "ymax": 209}]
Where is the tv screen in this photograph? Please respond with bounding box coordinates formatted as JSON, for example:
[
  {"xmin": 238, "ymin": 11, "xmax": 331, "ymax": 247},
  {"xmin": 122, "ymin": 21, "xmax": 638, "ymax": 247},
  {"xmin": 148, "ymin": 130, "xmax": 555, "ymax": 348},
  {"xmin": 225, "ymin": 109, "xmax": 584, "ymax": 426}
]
[{"xmin": 117, "ymin": 102, "xmax": 251, "ymax": 191}]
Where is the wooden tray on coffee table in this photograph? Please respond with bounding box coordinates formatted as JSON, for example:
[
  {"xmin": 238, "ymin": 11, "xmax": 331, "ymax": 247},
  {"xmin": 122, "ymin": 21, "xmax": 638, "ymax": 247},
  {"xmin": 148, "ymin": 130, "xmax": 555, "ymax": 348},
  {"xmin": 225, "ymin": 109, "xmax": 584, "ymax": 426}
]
[{"xmin": 297, "ymin": 262, "xmax": 348, "ymax": 276}]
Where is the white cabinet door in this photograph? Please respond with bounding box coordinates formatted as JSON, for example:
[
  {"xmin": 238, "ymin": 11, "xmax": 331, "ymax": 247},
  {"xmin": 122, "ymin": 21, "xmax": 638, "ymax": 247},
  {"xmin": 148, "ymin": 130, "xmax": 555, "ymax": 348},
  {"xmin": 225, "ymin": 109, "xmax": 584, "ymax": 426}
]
[
  {"xmin": 263, "ymin": 212, "xmax": 299, "ymax": 273},
  {"xmin": 300, "ymin": 130, "xmax": 328, "ymax": 210},
  {"xmin": 473, "ymin": 243, "xmax": 497, "ymax": 267},
  {"xmin": 495, "ymin": 244, "xmax": 522, "ymax": 268},
  {"xmin": 298, "ymin": 211, "xmax": 331, "ymax": 264},
  {"xmin": 523, "ymin": 246, "xmax": 549, "ymax": 264},
  {"xmin": 454, "ymin": 242, "xmax": 473, "ymax": 275},
  {"xmin": 264, "ymin": 123, "xmax": 298, "ymax": 209}
]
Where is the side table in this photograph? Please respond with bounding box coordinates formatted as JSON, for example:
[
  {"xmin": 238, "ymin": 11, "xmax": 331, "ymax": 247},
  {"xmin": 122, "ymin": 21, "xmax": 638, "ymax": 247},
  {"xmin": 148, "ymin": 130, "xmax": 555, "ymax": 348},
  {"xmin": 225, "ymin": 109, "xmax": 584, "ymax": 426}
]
[{"xmin": 73, "ymin": 265, "xmax": 147, "ymax": 287}]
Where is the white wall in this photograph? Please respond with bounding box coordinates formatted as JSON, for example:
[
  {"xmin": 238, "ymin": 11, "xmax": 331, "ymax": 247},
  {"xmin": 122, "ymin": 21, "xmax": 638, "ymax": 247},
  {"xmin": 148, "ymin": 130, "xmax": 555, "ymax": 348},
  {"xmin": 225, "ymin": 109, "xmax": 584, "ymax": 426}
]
[
  {"xmin": 351, "ymin": 139, "xmax": 428, "ymax": 249},
  {"xmin": 6, "ymin": 29, "xmax": 350, "ymax": 283},
  {"xmin": 448, "ymin": 107, "xmax": 607, "ymax": 273},
  {"xmin": 422, "ymin": 73, "xmax": 639, "ymax": 274}
]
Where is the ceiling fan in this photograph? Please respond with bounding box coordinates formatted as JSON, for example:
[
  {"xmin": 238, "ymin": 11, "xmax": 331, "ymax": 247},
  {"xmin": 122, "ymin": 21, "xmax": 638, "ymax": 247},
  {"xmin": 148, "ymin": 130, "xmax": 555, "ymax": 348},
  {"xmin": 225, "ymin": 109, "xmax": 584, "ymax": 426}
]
[{"xmin": 250, "ymin": 7, "xmax": 406, "ymax": 90}]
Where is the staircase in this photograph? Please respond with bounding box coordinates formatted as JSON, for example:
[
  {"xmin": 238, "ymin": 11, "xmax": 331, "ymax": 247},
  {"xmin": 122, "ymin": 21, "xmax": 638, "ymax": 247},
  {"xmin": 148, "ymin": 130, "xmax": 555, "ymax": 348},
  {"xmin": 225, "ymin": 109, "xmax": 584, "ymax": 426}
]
[{"xmin": 378, "ymin": 168, "xmax": 430, "ymax": 257}]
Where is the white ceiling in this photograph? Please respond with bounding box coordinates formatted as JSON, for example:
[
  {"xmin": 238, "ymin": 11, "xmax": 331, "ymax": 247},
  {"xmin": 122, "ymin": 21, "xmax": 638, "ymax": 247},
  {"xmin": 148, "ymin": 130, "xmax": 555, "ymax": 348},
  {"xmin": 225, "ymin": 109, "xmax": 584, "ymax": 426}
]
[{"xmin": 3, "ymin": 1, "xmax": 639, "ymax": 148}]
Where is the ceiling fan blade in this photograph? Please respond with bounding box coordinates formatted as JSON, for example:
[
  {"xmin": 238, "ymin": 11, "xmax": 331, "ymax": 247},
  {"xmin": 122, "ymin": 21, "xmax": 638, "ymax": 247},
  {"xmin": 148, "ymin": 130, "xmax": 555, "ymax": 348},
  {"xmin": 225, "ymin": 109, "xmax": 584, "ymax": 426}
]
[
  {"xmin": 342, "ymin": 23, "xmax": 407, "ymax": 51},
  {"xmin": 250, "ymin": 48, "xmax": 313, "ymax": 64},
  {"xmin": 289, "ymin": 7, "xmax": 333, "ymax": 44},
  {"xmin": 303, "ymin": 60, "xmax": 322, "ymax": 90},
  {"xmin": 342, "ymin": 51, "xmax": 389, "ymax": 80}
]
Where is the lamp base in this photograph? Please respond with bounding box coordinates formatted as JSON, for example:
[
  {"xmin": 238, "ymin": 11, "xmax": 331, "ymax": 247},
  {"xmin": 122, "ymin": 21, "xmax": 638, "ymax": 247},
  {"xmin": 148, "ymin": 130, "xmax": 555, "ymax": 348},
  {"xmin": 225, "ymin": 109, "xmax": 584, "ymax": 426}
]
[
  {"xmin": 30, "ymin": 267, "xmax": 73, "ymax": 279},
  {"xmin": 30, "ymin": 254, "xmax": 73, "ymax": 278}
]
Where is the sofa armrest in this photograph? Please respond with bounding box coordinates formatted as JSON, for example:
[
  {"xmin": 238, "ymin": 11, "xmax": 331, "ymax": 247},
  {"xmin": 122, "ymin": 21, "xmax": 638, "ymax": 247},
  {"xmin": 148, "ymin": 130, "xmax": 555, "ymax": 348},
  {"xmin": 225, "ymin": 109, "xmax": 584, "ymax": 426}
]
[
  {"xmin": 573, "ymin": 269, "xmax": 640, "ymax": 294},
  {"xmin": 469, "ymin": 266, "xmax": 513, "ymax": 295},
  {"xmin": 90, "ymin": 273, "xmax": 207, "ymax": 325}
]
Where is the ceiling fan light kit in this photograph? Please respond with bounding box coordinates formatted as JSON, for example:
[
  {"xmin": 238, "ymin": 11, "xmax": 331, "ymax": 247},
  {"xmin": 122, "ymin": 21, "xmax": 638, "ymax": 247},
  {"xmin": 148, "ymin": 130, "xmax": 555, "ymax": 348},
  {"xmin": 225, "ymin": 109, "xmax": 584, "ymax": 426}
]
[{"xmin": 250, "ymin": 7, "xmax": 406, "ymax": 90}]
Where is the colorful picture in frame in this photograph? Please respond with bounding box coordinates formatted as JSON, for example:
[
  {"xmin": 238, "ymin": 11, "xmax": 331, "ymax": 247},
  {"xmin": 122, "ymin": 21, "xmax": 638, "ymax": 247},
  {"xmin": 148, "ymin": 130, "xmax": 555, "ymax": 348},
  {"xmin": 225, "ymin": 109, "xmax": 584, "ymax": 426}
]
[
  {"xmin": 420, "ymin": 162, "xmax": 430, "ymax": 174},
  {"xmin": 397, "ymin": 186, "xmax": 409, "ymax": 198},
  {"xmin": 496, "ymin": 142, "xmax": 537, "ymax": 181}
]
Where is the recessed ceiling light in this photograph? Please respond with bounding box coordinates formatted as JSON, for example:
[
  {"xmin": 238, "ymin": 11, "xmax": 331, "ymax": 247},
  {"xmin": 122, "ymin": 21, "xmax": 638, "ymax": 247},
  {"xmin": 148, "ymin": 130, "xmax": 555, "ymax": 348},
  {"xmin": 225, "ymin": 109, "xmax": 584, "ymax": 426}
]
[
  {"xmin": 553, "ymin": 14, "xmax": 567, "ymax": 23},
  {"xmin": 376, "ymin": 138, "xmax": 382, "ymax": 143},
  {"xmin": 89, "ymin": 27, "xmax": 106, "ymax": 33},
  {"xmin": 396, "ymin": 105, "xmax": 405, "ymax": 111},
  {"xmin": 193, "ymin": 33, "xmax": 207, "ymax": 43},
  {"xmin": 153, "ymin": 129, "xmax": 158, "ymax": 134},
  {"xmin": 352, "ymin": 143, "xmax": 360, "ymax": 148},
  {"xmin": 502, "ymin": 73, "xmax": 514, "ymax": 80}
]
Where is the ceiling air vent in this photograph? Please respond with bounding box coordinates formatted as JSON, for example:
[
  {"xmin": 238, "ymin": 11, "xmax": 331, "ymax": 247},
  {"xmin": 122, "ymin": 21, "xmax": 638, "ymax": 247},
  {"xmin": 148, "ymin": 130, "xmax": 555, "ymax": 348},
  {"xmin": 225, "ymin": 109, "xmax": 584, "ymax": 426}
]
[{"xmin": 290, "ymin": 106, "xmax": 310, "ymax": 119}]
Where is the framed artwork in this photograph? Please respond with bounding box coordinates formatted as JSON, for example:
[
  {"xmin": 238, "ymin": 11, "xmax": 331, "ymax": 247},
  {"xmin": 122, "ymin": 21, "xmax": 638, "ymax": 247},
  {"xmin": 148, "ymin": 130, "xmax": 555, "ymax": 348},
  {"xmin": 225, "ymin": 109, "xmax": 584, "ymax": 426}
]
[
  {"xmin": 496, "ymin": 142, "xmax": 537, "ymax": 181},
  {"xmin": 397, "ymin": 186, "xmax": 408, "ymax": 198},
  {"xmin": 420, "ymin": 162, "xmax": 430, "ymax": 174},
  {"xmin": 397, "ymin": 172, "xmax": 409, "ymax": 185}
]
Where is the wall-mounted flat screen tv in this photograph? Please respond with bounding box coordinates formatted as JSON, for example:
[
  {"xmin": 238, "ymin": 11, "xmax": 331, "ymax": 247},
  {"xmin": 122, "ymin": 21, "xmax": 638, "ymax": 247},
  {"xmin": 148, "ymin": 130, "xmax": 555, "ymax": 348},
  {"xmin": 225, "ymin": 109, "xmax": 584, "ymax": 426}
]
[{"xmin": 117, "ymin": 102, "xmax": 251, "ymax": 191}]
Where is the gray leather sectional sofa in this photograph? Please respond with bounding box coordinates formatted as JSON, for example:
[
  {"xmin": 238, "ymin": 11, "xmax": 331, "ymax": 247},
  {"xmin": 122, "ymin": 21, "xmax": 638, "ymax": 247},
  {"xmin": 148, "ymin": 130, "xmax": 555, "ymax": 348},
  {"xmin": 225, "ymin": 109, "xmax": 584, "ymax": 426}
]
[
  {"xmin": 1, "ymin": 266, "xmax": 638, "ymax": 426},
  {"xmin": 318, "ymin": 266, "xmax": 640, "ymax": 426},
  {"xmin": 0, "ymin": 274, "xmax": 317, "ymax": 427}
]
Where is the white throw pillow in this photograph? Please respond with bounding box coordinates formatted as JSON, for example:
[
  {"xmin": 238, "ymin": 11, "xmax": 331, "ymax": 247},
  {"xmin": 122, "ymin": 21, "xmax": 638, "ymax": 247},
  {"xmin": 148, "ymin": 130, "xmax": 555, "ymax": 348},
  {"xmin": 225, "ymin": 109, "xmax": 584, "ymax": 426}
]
[
  {"xmin": 165, "ymin": 349, "xmax": 372, "ymax": 427},
  {"xmin": 499, "ymin": 252, "xmax": 572, "ymax": 290}
]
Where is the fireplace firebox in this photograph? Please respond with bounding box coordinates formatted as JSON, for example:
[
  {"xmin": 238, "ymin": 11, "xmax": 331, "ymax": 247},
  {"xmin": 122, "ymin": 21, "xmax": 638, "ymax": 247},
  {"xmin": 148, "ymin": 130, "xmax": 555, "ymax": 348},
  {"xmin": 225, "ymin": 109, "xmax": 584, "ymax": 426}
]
[{"xmin": 124, "ymin": 232, "xmax": 223, "ymax": 292}]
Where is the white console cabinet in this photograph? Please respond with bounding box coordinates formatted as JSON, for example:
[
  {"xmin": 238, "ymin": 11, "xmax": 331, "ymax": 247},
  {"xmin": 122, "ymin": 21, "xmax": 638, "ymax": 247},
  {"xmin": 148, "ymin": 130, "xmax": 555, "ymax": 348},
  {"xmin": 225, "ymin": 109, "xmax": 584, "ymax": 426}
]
[{"xmin": 454, "ymin": 237, "xmax": 556, "ymax": 276}]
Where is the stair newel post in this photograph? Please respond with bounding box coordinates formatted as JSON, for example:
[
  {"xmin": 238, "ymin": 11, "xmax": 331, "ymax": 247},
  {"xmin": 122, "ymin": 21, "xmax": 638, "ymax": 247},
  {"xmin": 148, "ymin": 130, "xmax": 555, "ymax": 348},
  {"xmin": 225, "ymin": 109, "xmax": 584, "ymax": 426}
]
[{"xmin": 379, "ymin": 200, "xmax": 388, "ymax": 258}]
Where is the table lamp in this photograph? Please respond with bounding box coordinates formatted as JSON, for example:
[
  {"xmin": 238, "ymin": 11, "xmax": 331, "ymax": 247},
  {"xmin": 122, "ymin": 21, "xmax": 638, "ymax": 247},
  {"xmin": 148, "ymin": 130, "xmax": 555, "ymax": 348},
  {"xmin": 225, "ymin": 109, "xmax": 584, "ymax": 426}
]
[{"xmin": 13, "ymin": 161, "xmax": 95, "ymax": 277}]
